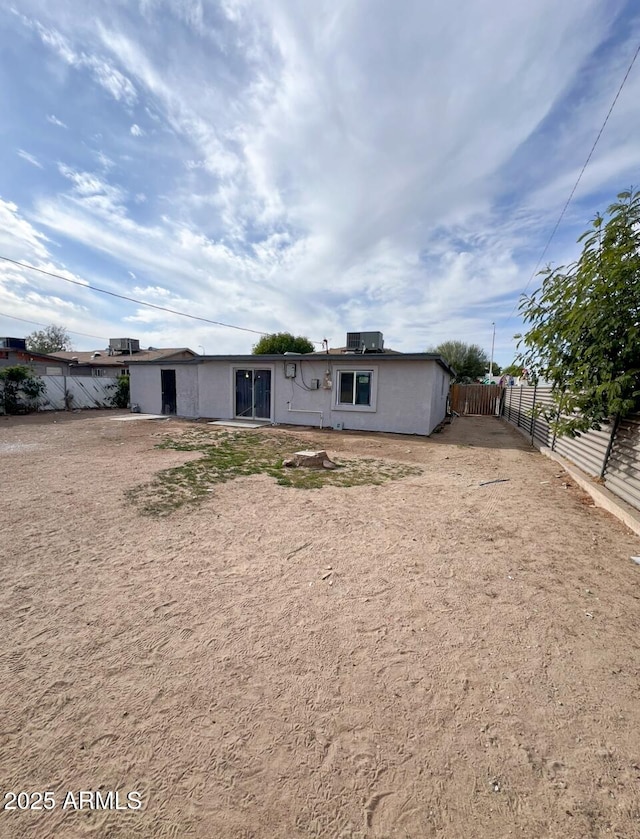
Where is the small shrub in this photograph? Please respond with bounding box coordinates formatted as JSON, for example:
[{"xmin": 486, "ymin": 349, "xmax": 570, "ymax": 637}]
[
  {"xmin": 0, "ymin": 366, "xmax": 46, "ymax": 414},
  {"xmin": 110, "ymin": 375, "xmax": 130, "ymax": 408}
]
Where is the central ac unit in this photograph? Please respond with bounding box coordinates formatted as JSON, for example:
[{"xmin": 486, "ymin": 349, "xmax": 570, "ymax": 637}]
[
  {"xmin": 109, "ymin": 338, "xmax": 140, "ymax": 353},
  {"xmin": 346, "ymin": 331, "xmax": 384, "ymax": 352}
]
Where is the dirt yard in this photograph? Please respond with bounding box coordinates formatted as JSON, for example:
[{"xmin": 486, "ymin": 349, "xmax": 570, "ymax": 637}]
[{"xmin": 1, "ymin": 411, "xmax": 639, "ymax": 839}]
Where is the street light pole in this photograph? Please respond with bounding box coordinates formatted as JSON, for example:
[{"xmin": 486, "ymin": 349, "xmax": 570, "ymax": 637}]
[
  {"xmin": 489, "ymin": 322, "xmax": 495, "ymax": 378},
  {"xmin": 198, "ymin": 345, "xmax": 205, "ymax": 355}
]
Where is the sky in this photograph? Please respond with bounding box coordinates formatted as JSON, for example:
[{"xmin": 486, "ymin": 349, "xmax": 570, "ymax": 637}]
[{"xmin": 0, "ymin": 0, "xmax": 639, "ymax": 364}]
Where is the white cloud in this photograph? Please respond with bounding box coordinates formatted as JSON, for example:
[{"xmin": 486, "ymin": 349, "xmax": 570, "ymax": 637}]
[
  {"xmin": 57, "ymin": 164, "xmax": 130, "ymax": 220},
  {"xmin": 26, "ymin": 18, "xmax": 137, "ymax": 105},
  {"xmin": 95, "ymin": 150, "xmax": 115, "ymax": 170},
  {"xmin": 4, "ymin": 0, "xmax": 638, "ymax": 359},
  {"xmin": 17, "ymin": 149, "xmax": 43, "ymax": 168},
  {"xmin": 0, "ymin": 199, "xmax": 50, "ymax": 260},
  {"xmin": 94, "ymin": 25, "xmax": 241, "ymax": 177},
  {"xmin": 87, "ymin": 55, "xmax": 137, "ymax": 104},
  {"xmin": 47, "ymin": 114, "xmax": 67, "ymax": 128},
  {"xmin": 0, "ymin": 200, "xmax": 103, "ymax": 342}
]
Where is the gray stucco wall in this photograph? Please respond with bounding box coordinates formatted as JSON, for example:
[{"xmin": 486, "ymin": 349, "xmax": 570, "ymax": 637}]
[
  {"xmin": 198, "ymin": 362, "xmax": 244, "ymax": 418},
  {"xmin": 130, "ymin": 365, "xmax": 162, "ymax": 414},
  {"xmin": 177, "ymin": 365, "xmax": 199, "ymax": 417},
  {"xmin": 130, "ymin": 357, "xmax": 451, "ymax": 434},
  {"xmin": 277, "ymin": 357, "xmax": 450, "ymax": 434},
  {"xmin": 429, "ymin": 365, "xmax": 451, "ymax": 431},
  {"xmin": 130, "ymin": 364, "xmax": 199, "ymax": 416}
]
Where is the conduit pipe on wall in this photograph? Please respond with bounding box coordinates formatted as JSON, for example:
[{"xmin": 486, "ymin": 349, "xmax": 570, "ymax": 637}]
[{"xmin": 286, "ymin": 401, "xmax": 324, "ymax": 429}]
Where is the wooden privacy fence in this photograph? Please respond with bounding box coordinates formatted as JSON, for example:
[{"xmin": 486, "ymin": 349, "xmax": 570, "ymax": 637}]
[
  {"xmin": 502, "ymin": 385, "xmax": 640, "ymax": 512},
  {"xmin": 450, "ymin": 384, "xmax": 502, "ymax": 416}
]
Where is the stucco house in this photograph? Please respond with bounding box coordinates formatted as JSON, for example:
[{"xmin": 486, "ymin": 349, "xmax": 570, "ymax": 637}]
[{"xmin": 129, "ymin": 334, "xmax": 454, "ymax": 436}]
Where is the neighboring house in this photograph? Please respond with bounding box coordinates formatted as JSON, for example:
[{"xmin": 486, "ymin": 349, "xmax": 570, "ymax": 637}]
[
  {"xmin": 51, "ymin": 338, "xmax": 197, "ymax": 377},
  {"xmin": 0, "ymin": 338, "xmax": 70, "ymax": 376},
  {"xmin": 129, "ymin": 333, "xmax": 455, "ymax": 436}
]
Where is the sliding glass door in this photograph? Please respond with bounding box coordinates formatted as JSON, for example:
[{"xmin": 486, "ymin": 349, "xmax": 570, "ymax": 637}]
[{"xmin": 235, "ymin": 369, "xmax": 271, "ymax": 419}]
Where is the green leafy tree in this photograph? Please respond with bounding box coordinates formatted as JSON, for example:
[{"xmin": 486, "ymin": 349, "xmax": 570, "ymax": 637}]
[
  {"xmin": 502, "ymin": 362, "xmax": 523, "ymax": 378},
  {"xmin": 429, "ymin": 341, "xmax": 489, "ymax": 382},
  {"xmin": 484, "ymin": 361, "xmax": 502, "ymax": 376},
  {"xmin": 252, "ymin": 332, "xmax": 315, "ymax": 354},
  {"xmin": 0, "ymin": 366, "xmax": 46, "ymax": 414},
  {"xmin": 25, "ymin": 324, "xmax": 72, "ymax": 354},
  {"xmin": 519, "ymin": 188, "xmax": 640, "ymax": 436}
]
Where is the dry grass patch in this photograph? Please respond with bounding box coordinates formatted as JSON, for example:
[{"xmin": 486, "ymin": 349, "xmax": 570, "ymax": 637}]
[{"xmin": 126, "ymin": 427, "xmax": 422, "ymax": 515}]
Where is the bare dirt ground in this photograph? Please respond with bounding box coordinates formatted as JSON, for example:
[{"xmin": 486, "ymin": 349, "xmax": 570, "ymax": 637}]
[{"xmin": 1, "ymin": 410, "xmax": 639, "ymax": 839}]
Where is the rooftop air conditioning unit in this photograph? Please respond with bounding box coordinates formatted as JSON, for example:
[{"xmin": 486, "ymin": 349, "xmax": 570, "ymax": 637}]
[
  {"xmin": 345, "ymin": 331, "xmax": 384, "ymax": 352},
  {"xmin": 109, "ymin": 338, "xmax": 140, "ymax": 353}
]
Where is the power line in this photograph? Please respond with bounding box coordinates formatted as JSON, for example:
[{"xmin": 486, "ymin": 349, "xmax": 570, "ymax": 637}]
[
  {"xmin": 0, "ymin": 311, "xmax": 108, "ymax": 341},
  {"xmin": 508, "ymin": 37, "xmax": 640, "ymax": 321},
  {"xmin": 0, "ymin": 255, "xmax": 318, "ymax": 341}
]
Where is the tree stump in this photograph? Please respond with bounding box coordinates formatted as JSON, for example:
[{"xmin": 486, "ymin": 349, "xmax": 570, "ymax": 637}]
[{"xmin": 283, "ymin": 450, "xmax": 337, "ymax": 469}]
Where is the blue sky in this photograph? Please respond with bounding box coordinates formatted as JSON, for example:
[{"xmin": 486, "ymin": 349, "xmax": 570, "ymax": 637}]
[{"xmin": 0, "ymin": 0, "xmax": 639, "ymax": 363}]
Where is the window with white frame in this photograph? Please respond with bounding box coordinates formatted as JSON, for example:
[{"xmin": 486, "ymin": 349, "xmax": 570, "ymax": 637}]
[{"xmin": 337, "ymin": 370, "xmax": 373, "ymax": 406}]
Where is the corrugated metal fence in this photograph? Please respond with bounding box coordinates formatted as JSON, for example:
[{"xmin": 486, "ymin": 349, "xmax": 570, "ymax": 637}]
[
  {"xmin": 605, "ymin": 416, "xmax": 640, "ymax": 510},
  {"xmin": 502, "ymin": 385, "xmax": 640, "ymax": 511},
  {"xmin": 39, "ymin": 375, "xmax": 120, "ymax": 410}
]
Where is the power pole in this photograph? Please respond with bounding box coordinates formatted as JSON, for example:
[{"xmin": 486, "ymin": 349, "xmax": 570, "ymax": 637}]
[{"xmin": 489, "ymin": 322, "xmax": 496, "ymax": 378}]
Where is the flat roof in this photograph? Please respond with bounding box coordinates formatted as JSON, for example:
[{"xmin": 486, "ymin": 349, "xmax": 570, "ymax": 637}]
[{"xmin": 132, "ymin": 352, "xmax": 456, "ymax": 376}]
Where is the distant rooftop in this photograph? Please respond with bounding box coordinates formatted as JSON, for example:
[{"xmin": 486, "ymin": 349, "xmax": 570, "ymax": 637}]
[{"xmin": 51, "ymin": 348, "xmax": 196, "ymax": 365}]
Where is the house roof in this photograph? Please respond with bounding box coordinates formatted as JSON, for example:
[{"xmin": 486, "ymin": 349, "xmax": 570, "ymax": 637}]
[
  {"xmin": 1, "ymin": 348, "xmax": 70, "ymax": 365},
  {"xmin": 51, "ymin": 348, "xmax": 196, "ymax": 366},
  {"xmin": 131, "ymin": 352, "xmax": 456, "ymax": 377}
]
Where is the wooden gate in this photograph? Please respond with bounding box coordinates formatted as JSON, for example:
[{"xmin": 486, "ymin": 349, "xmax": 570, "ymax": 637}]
[{"xmin": 450, "ymin": 384, "xmax": 502, "ymax": 415}]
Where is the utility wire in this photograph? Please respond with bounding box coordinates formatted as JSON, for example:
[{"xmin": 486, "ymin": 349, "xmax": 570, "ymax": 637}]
[
  {"xmin": 0, "ymin": 311, "xmax": 108, "ymax": 341},
  {"xmin": 0, "ymin": 255, "xmax": 322, "ymax": 341},
  {"xmin": 508, "ymin": 37, "xmax": 640, "ymax": 321}
]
